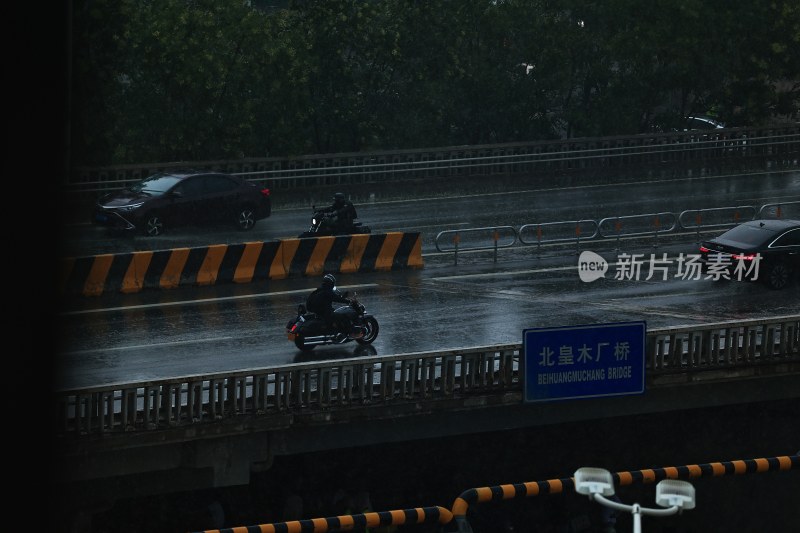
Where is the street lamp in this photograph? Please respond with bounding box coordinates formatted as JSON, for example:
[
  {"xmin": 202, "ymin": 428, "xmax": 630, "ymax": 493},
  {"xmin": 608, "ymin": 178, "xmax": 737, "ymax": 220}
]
[{"xmin": 574, "ymin": 467, "xmax": 695, "ymax": 533}]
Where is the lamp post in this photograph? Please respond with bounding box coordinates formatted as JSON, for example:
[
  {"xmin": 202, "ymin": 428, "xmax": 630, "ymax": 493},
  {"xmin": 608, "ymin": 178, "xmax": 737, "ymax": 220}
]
[{"xmin": 574, "ymin": 467, "xmax": 695, "ymax": 533}]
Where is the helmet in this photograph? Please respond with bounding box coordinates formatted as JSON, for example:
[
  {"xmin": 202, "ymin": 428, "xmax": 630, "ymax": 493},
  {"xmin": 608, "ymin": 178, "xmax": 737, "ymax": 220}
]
[
  {"xmin": 333, "ymin": 192, "xmax": 346, "ymax": 205},
  {"xmin": 322, "ymin": 273, "xmax": 336, "ymax": 288}
]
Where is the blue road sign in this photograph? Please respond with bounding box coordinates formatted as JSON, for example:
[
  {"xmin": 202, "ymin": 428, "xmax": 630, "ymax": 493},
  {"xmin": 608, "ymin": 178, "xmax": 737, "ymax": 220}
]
[{"xmin": 523, "ymin": 321, "xmax": 646, "ymax": 402}]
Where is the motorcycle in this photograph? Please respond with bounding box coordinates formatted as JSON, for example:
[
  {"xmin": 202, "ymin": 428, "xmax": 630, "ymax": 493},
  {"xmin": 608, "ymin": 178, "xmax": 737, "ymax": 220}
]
[
  {"xmin": 286, "ymin": 293, "xmax": 379, "ymax": 352},
  {"xmin": 298, "ymin": 208, "xmax": 371, "ymax": 238}
]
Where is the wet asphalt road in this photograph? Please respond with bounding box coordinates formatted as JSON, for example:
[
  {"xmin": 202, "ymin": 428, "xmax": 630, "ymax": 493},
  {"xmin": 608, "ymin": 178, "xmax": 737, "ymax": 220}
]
[
  {"xmin": 56, "ymin": 170, "xmax": 800, "ymax": 389},
  {"xmin": 60, "ymin": 169, "xmax": 799, "ymax": 257}
]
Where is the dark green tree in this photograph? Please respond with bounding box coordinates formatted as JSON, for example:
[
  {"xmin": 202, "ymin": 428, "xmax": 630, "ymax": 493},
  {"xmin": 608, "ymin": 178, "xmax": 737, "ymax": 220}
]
[{"xmin": 69, "ymin": 0, "xmax": 799, "ymax": 167}]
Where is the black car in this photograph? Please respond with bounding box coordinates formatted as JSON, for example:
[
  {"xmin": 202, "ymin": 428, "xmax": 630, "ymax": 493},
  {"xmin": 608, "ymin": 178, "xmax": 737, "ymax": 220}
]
[
  {"xmin": 92, "ymin": 171, "xmax": 271, "ymax": 236},
  {"xmin": 699, "ymin": 218, "xmax": 800, "ymax": 289}
]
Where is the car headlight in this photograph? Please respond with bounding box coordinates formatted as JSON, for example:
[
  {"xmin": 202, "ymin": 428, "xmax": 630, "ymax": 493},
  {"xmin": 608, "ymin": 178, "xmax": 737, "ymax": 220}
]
[{"xmin": 119, "ymin": 202, "xmax": 145, "ymax": 211}]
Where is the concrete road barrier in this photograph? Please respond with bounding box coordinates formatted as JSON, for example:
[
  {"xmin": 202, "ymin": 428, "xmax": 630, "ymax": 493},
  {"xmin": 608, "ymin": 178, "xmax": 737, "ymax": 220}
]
[{"xmin": 59, "ymin": 232, "xmax": 423, "ymax": 297}]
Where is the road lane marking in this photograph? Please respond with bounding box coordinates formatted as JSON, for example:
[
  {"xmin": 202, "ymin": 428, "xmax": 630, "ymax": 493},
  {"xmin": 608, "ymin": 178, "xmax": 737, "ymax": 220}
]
[
  {"xmin": 62, "ymin": 336, "xmax": 236, "ymax": 355},
  {"xmin": 430, "ymin": 265, "xmax": 575, "ymax": 281},
  {"xmin": 60, "ymin": 283, "xmax": 379, "ymax": 316}
]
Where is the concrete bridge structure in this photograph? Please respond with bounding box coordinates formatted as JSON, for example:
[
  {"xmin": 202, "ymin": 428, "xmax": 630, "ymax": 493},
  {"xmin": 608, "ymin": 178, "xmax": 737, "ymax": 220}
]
[
  {"xmin": 55, "ymin": 315, "xmax": 800, "ymax": 511},
  {"xmin": 54, "ymin": 128, "xmax": 800, "ymax": 531}
]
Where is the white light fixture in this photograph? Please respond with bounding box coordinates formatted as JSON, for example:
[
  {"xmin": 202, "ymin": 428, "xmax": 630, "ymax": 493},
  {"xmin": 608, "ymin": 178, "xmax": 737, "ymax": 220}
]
[
  {"xmin": 574, "ymin": 467, "xmax": 696, "ymax": 533},
  {"xmin": 655, "ymin": 479, "xmax": 696, "ymax": 510},
  {"xmin": 574, "ymin": 467, "xmax": 615, "ymax": 497}
]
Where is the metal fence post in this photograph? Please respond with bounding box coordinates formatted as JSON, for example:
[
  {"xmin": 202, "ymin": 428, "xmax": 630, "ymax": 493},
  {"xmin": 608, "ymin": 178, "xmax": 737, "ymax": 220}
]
[
  {"xmin": 653, "ymin": 215, "xmax": 660, "ymax": 249},
  {"xmin": 536, "ymin": 225, "xmax": 542, "ymax": 258},
  {"xmin": 695, "ymin": 213, "xmax": 702, "ymax": 244}
]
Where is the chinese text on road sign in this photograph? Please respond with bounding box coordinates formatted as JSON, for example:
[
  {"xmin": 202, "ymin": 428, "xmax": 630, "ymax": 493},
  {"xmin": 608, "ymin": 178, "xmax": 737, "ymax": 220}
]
[{"xmin": 523, "ymin": 321, "xmax": 646, "ymax": 402}]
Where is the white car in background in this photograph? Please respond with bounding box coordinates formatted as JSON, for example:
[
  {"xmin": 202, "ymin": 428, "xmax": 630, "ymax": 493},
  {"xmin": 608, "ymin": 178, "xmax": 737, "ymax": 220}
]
[{"xmin": 684, "ymin": 115, "xmax": 725, "ymax": 130}]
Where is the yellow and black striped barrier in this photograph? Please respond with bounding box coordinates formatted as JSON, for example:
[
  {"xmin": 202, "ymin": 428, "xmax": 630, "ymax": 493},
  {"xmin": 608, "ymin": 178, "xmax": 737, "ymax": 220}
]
[
  {"xmin": 186, "ymin": 454, "xmax": 797, "ymax": 533},
  {"xmin": 450, "ymin": 454, "xmax": 799, "ymax": 530},
  {"xmin": 188, "ymin": 505, "xmax": 452, "ymax": 533},
  {"xmin": 60, "ymin": 232, "xmax": 423, "ymax": 297}
]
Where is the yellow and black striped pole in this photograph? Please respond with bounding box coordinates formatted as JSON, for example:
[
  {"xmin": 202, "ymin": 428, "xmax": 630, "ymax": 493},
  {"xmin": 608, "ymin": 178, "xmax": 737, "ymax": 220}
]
[
  {"xmin": 187, "ymin": 455, "xmax": 798, "ymax": 532},
  {"xmin": 450, "ymin": 454, "xmax": 799, "ymax": 532},
  {"xmin": 188, "ymin": 505, "xmax": 452, "ymax": 533}
]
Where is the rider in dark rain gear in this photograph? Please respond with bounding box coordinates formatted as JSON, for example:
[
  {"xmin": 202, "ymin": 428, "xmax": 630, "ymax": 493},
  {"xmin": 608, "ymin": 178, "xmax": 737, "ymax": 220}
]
[
  {"xmin": 306, "ymin": 274, "xmax": 351, "ymax": 333},
  {"xmin": 321, "ymin": 192, "xmax": 358, "ymax": 234}
]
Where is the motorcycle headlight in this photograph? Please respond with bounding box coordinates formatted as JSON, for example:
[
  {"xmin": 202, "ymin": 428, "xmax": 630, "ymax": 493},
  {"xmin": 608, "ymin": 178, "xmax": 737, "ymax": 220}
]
[{"xmin": 312, "ymin": 217, "xmax": 318, "ymax": 224}]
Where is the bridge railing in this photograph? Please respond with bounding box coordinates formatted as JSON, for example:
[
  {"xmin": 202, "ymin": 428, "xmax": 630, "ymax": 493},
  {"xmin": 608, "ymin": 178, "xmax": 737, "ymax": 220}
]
[
  {"xmin": 64, "ymin": 126, "xmax": 799, "ymax": 198},
  {"xmin": 54, "ymin": 316, "xmax": 800, "ymax": 438}
]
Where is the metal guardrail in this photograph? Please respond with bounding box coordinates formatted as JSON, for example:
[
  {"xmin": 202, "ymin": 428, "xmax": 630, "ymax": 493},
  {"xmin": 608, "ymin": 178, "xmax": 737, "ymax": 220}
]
[
  {"xmin": 434, "ymin": 226, "xmax": 517, "ymax": 263},
  {"xmin": 598, "ymin": 212, "xmax": 677, "ymax": 250},
  {"xmin": 55, "ymin": 315, "xmax": 800, "ymax": 438},
  {"xmin": 598, "ymin": 212, "xmax": 678, "ymax": 238},
  {"xmin": 434, "ymin": 220, "xmax": 607, "ymax": 257},
  {"xmin": 518, "ymin": 220, "xmax": 599, "ymax": 246},
  {"xmin": 678, "ymin": 205, "xmax": 758, "ymax": 230},
  {"xmin": 434, "ymin": 201, "xmax": 800, "ymax": 261},
  {"xmin": 759, "ymin": 201, "xmax": 800, "ymax": 219},
  {"xmin": 64, "ymin": 126, "xmax": 800, "ymax": 197}
]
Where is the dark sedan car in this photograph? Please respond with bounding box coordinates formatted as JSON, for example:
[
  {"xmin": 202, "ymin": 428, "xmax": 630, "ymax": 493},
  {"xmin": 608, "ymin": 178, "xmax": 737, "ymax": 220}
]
[
  {"xmin": 699, "ymin": 218, "xmax": 800, "ymax": 289},
  {"xmin": 92, "ymin": 171, "xmax": 271, "ymax": 236}
]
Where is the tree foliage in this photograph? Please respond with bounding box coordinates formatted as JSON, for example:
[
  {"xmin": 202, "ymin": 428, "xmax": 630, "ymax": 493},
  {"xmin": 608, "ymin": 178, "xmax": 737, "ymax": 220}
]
[{"xmin": 69, "ymin": 0, "xmax": 800, "ymax": 166}]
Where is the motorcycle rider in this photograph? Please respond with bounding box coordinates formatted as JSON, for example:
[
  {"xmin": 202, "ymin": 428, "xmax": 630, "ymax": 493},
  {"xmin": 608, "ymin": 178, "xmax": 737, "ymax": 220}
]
[
  {"xmin": 306, "ymin": 274, "xmax": 352, "ymax": 335},
  {"xmin": 321, "ymin": 192, "xmax": 358, "ymax": 234}
]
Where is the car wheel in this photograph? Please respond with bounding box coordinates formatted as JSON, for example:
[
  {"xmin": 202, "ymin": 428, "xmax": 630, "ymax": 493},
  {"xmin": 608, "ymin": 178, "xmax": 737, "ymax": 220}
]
[
  {"xmin": 235, "ymin": 207, "xmax": 256, "ymax": 231},
  {"xmin": 142, "ymin": 214, "xmax": 164, "ymax": 236},
  {"xmin": 764, "ymin": 262, "xmax": 792, "ymax": 290}
]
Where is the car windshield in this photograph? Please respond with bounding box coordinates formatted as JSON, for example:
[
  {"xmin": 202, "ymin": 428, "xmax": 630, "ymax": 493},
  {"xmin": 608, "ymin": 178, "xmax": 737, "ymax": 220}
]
[
  {"xmin": 717, "ymin": 223, "xmax": 777, "ymax": 246},
  {"xmin": 130, "ymin": 174, "xmax": 182, "ymax": 195}
]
